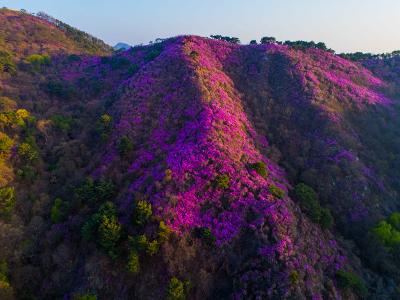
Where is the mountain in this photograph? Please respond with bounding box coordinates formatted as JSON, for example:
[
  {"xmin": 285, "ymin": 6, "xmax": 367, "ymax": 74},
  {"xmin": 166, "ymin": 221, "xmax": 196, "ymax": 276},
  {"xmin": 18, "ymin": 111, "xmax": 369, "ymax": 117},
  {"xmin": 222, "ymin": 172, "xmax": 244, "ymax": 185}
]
[
  {"xmin": 1, "ymin": 8, "xmax": 400, "ymax": 299},
  {"xmin": 114, "ymin": 42, "xmax": 131, "ymax": 51}
]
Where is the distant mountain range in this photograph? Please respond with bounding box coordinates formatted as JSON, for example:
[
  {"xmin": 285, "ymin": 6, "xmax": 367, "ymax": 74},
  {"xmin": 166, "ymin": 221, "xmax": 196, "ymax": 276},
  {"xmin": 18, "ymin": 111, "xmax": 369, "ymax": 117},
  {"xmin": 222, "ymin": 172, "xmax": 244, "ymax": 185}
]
[
  {"xmin": 2, "ymin": 7, "xmax": 400, "ymax": 300},
  {"xmin": 113, "ymin": 42, "xmax": 131, "ymax": 51}
]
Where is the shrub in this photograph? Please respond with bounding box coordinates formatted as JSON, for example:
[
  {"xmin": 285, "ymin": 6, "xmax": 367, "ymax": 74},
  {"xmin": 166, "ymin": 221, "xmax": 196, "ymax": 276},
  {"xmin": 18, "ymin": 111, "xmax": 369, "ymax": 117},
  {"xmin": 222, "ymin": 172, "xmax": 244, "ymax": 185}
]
[
  {"xmin": 17, "ymin": 143, "xmax": 38, "ymax": 162},
  {"xmin": 117, "ymin": 135, "xmax": 133, "ymax": 156},
  {"xmin": 146, "ymin": 240, "xmax": 160, "ymax": 256},
  {"xmin": 75, "ymin": 178, "xmax": 115, "ymax": 205},
  {"xmin": 194, "ymin": 227, "xmax": 216, "ymax": 246},
  {"xmin": 268, "ymin": 184, "xmax": 285, "ymax": 199},
  {"xmin": 320, "ymin": 208, "xmax": 334, "ymax": 230},
  {"xmin": 16, "ymin": 165, "xmax": 37, "ymax": 181},
  {"xmin": 98, "ymin": 214, "xmax": 121, "ymax": 258},
  {"xmin": 51, "ymin": 115, "xmax": 74, "ymax": 133},
  {"xmin": 81, "ymin": 202, "xmax": 117, "ymax": 244},
  {"xmin": 0, "ymin": 51, "xmax": 16, "ymax": 74},
  {"xmin": 73, "ymin": 293, "xmax": 97, "ymax": 300},
  {"xmin": 109, "ymin": 56, "xmax": 131, "ymax": 70},
  {"xmin": 293, "ymin": 183, "xmax": 333, "ymax": 229},
  {"xmin": 189, "ymin": 51, "xmax": 199, "ymax": 59},
  {"xmin": 144, "ymin": 45, "xmax": 163, "ymax": 62},
  {"xmin": 96, "ymin": 114, "xmax": 113, "ymax": 141},
  {"xmin": 289, "ymin": 270, "xmax": 299, "ymax": 285},
  {"xmin": 214, "ymin": 174, "xmax": 230, "ymax": 189},
  {"xmin": 127, "ymin": 251, "xmax": 140, "ymax": 274},
  {"xmin": 167, "ymin": 277, "xmax": 186, "ymax": 300},
  {"xmin": 0, "ymin": 187, "xmax": 15, "ymax": 217},
  {"xmin": 373, "ymin": 220, "xmax": 400, "ymax": 247},
  {"xmin": 50, "ymin": 198, "xmax": 66, "ymax": 223},
  {"xmin": 388, "ymin": 212, "xmax": 400, "ymax": 231},
  {"xmin": 158, "ymin": 221, "xmax": 171, "ymax": 242},
  {"xmin": 249, "ymin": 161, "xmax": 268, "ymax": 177},
  {"xmin": 0, "ymin": 133, "xmax": 13, "ymax": 157},
  {"xmin": 0, "ymin": 261, "xmax": 12, "ymax": 298},
  {"xmin": 129, "ymin": 234, "xmax": 149, "ymax": 252},
  {"xmin": 336, "ymin": 270, "xmax": 368, "ymax": 297},
  {"xmin": 134, "ymin": 200, "xmax": 152, "ymax": 225},
  {"xmin": 26, "ymin": 54, "xmax": 50, "ymax": 71}
]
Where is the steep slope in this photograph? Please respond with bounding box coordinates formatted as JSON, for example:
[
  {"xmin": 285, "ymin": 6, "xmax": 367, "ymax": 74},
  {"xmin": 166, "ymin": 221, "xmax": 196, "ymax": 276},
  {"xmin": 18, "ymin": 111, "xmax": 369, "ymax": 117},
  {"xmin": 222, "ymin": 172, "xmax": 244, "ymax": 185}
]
[
  {"xmin": 0, "ymin": 8, "xmax": 112, "ymax": 57},
  {"xmin": 1, "ymin": 9, "xmax": 400, "ymax": 299}
]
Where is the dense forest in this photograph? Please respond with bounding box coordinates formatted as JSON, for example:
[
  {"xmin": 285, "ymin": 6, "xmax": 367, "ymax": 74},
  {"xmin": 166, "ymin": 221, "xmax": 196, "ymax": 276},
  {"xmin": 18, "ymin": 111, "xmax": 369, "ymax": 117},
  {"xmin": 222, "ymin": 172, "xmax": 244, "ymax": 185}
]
[{"xmin": 2, "ymin": 7, "xmax": 400, "ymax": 299}]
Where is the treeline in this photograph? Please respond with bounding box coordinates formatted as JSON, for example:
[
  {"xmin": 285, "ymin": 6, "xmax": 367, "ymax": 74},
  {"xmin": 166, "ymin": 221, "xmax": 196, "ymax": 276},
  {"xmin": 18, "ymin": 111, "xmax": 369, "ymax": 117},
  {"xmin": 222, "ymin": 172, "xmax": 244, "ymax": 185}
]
[
  {"xmin": 339, "ymin": 50, "xmax": 400, "ymax": 61},
  {"xmin": 210, "ymin": 34, "xmax": 334, "ymax": 52},
  {"xmin": 33, "ymin": 11, "xmax": 112, "ymax": 54}
]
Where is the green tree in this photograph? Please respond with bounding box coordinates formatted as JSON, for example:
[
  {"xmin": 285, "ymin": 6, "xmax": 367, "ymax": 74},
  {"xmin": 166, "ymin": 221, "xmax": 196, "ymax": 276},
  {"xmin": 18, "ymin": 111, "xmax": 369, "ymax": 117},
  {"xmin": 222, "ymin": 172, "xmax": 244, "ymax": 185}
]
[
  {"xmin": 0, "ymin": 133, "xmax": 13, "ymax": 157},
  {"xmin": 117, "ymin": 135, "xmax": 133, "ymax": 156},
  {"xmin": 336, "ymin": 270, "xmax": 368, "ymax": 297},
  {"xmin": 0, "ymin": 187, "xmax": 15, "ymax": 217},
  {"xmin": 98, "ymin": 214, "xmax": 122, "ymax": 258},
  {"xmin": 268, "ymin": 184, "xmax": 285, "ymax": 199},
  {"xmin": 260, "ymin": 37, "xmax": 276, "ymax": 44},
  {"xmin": 127, "ymin": 251, "xmax": 140, "ymax": 274},
  {"xmin": 26, "ymin": 54, "xmax": 50, "ymax": 71},
  {"xmin": 214, "ymin": 174, "xmax": 230, "ymax": 189},
  {"xmin": 158, "ymin": 221, "xmax": 171, "ymax": 242},
  {"xmin": 0, "ymin": 51, "xmax": 16, "ymax": 74},
  {"xmin": 134, "ymin": 200, "xmax": 152, "ymax": 225},
  {"xmin": 17, "ymin": 142, "xmax": 38, "ymax": 162},
  {"xmin": 249, "ymin": 161, "xmax": 268, "ymax": 177},
  {"xmin": 167, "ymin": 277, "xmax": 186, "ymax": 300},
  {"xmin": 50, "ymin": 198, "xmax": 69, "ymax": 224}
]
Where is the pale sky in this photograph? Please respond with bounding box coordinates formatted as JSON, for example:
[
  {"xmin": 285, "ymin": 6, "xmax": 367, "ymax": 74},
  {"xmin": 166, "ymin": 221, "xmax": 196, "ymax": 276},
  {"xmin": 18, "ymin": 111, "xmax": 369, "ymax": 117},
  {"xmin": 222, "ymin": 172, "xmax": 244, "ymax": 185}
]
[{"xmin": 2, "ymin": 0, "xmax": 400, "ymax": 53}]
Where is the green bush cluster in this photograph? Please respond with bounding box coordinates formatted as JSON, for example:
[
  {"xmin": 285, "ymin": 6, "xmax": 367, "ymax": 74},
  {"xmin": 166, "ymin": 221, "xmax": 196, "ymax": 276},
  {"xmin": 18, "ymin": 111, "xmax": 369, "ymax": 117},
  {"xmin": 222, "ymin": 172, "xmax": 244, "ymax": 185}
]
[
  {"xmin": 336, "ymin": 270, "xmax": 367, "ymax": 297},
  {"xmin": 98, "ymin": 214, "xmax": 121, "ymax": 258},
  {"xmin": 144, "ymin": 44, "xmax": 163, "ymax": 62},
  {"xmin": 17, "ymin": 142, "xmax": 39, "ymax": 162},
  {"xmin": 0, "ymin": 261, "xmax": 13, "ymax": 297},
  {"xmin": 0, "ymin": 132, "xmax": 13, "ymax": 157},
  {"xmin": 193, "ymin": 227, "xmax": 216, "ymax": 246},
  {"xmin": 214, "ymin": 174, "xmax": 230, "ymax": 190},
  {"xmin": 45, "ymin": 81, "xmax": 75, "ymax": 99},
  {"xmin": 372, "ymin": 212, "xmax": 400, "ymax": 247},
  {"xmin": 96, "ymin": 114, "xmax": 113, "ymax": 142},
  {"xmin": 82, "ymin": 202, "xmax": 121, "ymax": 258},
  {"xmin": 73, "ymin": 293, "xmax": 97, "ymax": 300},
  {"xmin": 293, "ymin": 183, "xmax": 333, "ymax": 229},
  {"xmin": 0, "ymin": 51, "xmax": 16, "ymax": 74},
  {"xmin": 0, "ymin": 108, "xmax": 31, "ymax": 129},
  {"xmin": 51, "ymin": 115, "xmax": 74, "ymax": 134},
  {"xmin": 133, "ymin": 200, "xmax": 152, "ymax": 225},
  {"xmin": 127, "ymin": 221, "xmax": 172, "ymax": 273},
  {"xmin": 268, "ymin": 184, "xmax": 285, "ymax": 199},
  {"xmin": 25, "ymin": 54, "xmax": 51, "ymax": 71},
  {"xmin": 166, "ymin": 277, "xmax": 190, "ymax": 300},
  {"xmin": 0, "ymin": 187, "xmax": 15, "ymax": 217},
  {"xmin": 127, "ymin": 250, "xmax": 140, "ymax": 274},
  {"xmin": 75, "ymin": 178, "xmax": 115, "ymax": 205},
  {"xmin": 117, "ymin": 135, "xmax": 133, "ymax": 156},
  {"xmin": 210, "ymin": 35, "xmax": 240, "ymax": 44},
  {"xmin": 249, "ymin": 161, "xmax": 268, "ymax": 178},
  {"xmin": 50, "ymin": 198, "xmax": 68, "ymax": 223}
]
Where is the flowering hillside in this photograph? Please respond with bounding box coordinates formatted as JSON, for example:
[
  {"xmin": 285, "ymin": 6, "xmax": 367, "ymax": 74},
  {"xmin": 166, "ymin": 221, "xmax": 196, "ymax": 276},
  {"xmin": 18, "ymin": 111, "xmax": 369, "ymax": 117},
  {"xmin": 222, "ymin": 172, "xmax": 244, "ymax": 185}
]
[{"xmin": 1, "ymin": 8, "xmax": 400, "ymax": 300}]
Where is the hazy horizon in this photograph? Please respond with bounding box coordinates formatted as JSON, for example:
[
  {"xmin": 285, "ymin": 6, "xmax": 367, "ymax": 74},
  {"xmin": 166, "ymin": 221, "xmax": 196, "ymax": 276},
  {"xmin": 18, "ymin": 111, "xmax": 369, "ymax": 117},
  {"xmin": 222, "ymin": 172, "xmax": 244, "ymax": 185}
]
[{"xmin": 2, "ymin": 0, "xmax": 400, "ymax": 54}]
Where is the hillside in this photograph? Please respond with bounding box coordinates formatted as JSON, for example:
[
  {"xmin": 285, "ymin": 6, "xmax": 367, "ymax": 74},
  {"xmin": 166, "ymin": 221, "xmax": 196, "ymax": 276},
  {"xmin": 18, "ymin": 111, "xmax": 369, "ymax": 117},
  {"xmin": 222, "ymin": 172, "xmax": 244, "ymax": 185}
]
[{"xmin": 1, "ymin": 8, "xmax": 400, "ymax": 300}]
